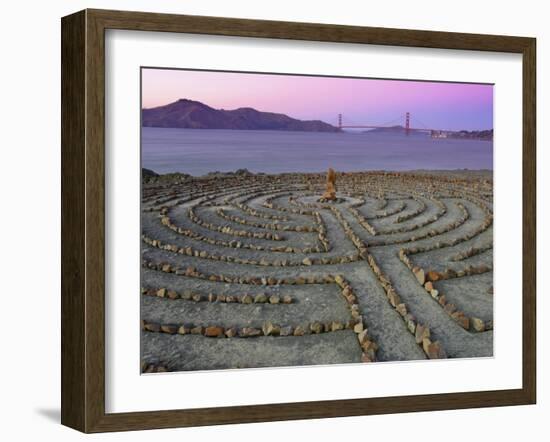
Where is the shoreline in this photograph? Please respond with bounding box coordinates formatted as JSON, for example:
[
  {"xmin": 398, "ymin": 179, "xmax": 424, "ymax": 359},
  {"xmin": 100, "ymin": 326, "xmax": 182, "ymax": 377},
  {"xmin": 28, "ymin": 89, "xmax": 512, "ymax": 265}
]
[{"xmin": 143, "ymin": 167, "xmax": 493, "ymax": 181}]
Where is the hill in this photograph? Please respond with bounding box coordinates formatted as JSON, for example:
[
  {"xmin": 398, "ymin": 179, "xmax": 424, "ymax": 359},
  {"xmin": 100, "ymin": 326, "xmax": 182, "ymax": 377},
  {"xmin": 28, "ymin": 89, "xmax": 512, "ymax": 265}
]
[{"xmin": 142, "ymin": 99, "xmax": 339, "ymax": 132}]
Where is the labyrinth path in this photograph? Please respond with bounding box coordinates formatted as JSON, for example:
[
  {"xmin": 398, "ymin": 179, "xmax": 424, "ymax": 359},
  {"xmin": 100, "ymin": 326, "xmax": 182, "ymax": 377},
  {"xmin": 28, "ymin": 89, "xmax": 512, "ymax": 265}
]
[{"xmin": 140, "ymin": 171, "xmax": 493, "ymax": 373}]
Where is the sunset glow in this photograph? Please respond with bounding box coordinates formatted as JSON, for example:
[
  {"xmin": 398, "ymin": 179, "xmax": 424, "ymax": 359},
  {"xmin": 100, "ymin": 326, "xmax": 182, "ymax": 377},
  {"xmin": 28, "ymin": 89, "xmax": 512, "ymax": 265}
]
[{"xmin": 142, "ymin": 68, "xmax": 493, "ymax": 131}]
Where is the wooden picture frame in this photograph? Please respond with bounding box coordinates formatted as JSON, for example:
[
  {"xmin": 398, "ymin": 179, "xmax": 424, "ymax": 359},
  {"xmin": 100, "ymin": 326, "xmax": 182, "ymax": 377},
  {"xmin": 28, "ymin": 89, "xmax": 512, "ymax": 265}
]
[{"xmin": 61, "ymin": 8, "xmax": 536, "ymax": 433}]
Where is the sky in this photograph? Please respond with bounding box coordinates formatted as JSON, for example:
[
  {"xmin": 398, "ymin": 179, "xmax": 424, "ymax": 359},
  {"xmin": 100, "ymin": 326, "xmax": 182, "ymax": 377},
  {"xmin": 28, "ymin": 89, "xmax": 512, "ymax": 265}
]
[{"xmin": 142, "ymin": 68, "xmax": 493, "ymax": 131}]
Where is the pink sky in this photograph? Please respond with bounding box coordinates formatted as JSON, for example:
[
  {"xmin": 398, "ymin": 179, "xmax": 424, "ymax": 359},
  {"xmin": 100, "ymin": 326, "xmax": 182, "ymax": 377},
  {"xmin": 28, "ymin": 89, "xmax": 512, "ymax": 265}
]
[{"xmin": 142, "ymin": 68, "xmax": 493, "ymax": 131}]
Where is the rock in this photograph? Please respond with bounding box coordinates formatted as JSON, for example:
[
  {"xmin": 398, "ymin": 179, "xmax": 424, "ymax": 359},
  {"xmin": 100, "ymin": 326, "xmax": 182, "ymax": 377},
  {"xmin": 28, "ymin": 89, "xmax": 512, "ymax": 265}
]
[
  {"xmin": 279, "ymin": 326, "xmax": 293, "ymax": 336},
  {"xmin": 422, "ymin": 337, "xmax": 432, "ymax": 354},
  {"xmin": 167, "ymin": 290, "xmax": 178, "ymax": 300},
  {"xmin": 396, "ymin": 303, "xmax": 408, "ymax": 317},
  {"xmin": 387, "ymin": 289, "xmax": 401, "ymax": 308},
  {"xmin": 144, "ymin": 322, "xmax": 160, "ymax": 333},
  {"xmin": 302, "ymin": 257, "xmax": 313, "ymax": 266},
  {"xmin": 177, "ymin": 325, "xmax": 188, "ymax": 335},
  {"xmin": 282, "ymin": 295, "xmax": 293, "ymax": 304},
  {"xmin": 293, "ymin": 326, "xmax": 305, "ymax": 336},
  {"xmin": 444, "ymin": 303, "xmax": 457, "ymax": 314},
  {"xmin": 361, "ymin": 339, "xmax": 378, "ymax": 352},
  {"xmin": 254, "ymin": 293, "xmax": 268, "ymax": 303},
  {"xmin": 241, "ymin": 294, "xmax": 253, "ymax": 304},
  {"xmin": 310, "ymin": 322, "xmax": 323, "ymax": 334},
  {"xmin": 192, "ymin": 294, "xmax": 202, "ymax": 302},
  {"xmin": 240, "ymin": 327, "xmax": 261, "ymax": 337},
  {"xmin": 426, "ymin": 341, "xmax": 446, "ymax": 359},
  {"xmin": 353, "ymin": 322, "xmax": 364, "ymax": 333},
  {"xmin": 225, "ymin": 327, "xmax": 237, "ymax": 338},
  {"xmin": 361, "ymin": 352, "xmax": 375, "ymax": 363},
  {"xmin": 471, "ymin": 317, "xmax": 485, "ymax": 332},
  {"xmin": 331, "ymin": 321, "xmax": 344, "ymax": 332},
  {"xmin": 413, "ymin": 267, "xmax": 425, "ymax": 285},
  {"xmin": 190, "ymin": 326, "xmax": 204, "ymax": 335},
  {"xmin": 424, "ymin": 281, "xmax": 434, "ymax": 292},
  {"xmin": 204, "ymin": 326, "xmax": 224, "ymax": 337},
  {"xmin": 156, "ymin": 288, "xmax": 166, "ymax": 297},
  {"xmin": 415, "ymin": 324, "xmax": 430, "ymax": 345},
  {"xmin": 262, "ymin": 322, "xmax": 280, "ymax": 336},
  {"xmin": 444, "ymin": 268, "xmax": 457, "ymax": 279},
  {"xmin": 405, "ymin": 313, "xmax": 416, "ymax": 334},
  {"xmin": 269, "ymin": 295, "xmax": 280, "ymax": 304},
  {"xmin": 427, "ymin": 271, "xmax": 441, "ymax": 282},
  {"xmin": 161, "ymin": 264, "xmax": 172, "ymax": 273},
  {"xmin": 430, "ymin": 289, "xmax": 439, "ymax": 299},
  {"xmin": 357, "ymin": 329, "xmax": 369, "ymax": 345},
  {"xmin": 452, "ymin": 312, "xmax": 470, "ymax": 330},
  {"xmin": 160, "ymin": 324, "xmax": 178, "ymax": 334}
]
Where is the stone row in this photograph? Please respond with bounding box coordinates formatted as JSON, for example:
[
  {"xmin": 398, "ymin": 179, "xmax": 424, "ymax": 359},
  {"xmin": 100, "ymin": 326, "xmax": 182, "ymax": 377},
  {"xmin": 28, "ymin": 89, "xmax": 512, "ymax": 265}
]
[
  {"xmin": 371, "ymin": 202, "xmax": 470, "ymax": 247},
  {"xmin": 367, "ymin": 201, "xmax": 407, "ymax": 219},
  {"xmin": 188, "ymin": 205, "xmax": 283, "ymax": 240},
  {"xmin": 263, "ymin": 194, "xmax": 317, "ymax": 216},
  {"xmin": 365, "ymin": 253, "xmax": 446, "ymax": 359},
  {"xmin": 142, "ymin": 233, "xmax": 359, "ymax": 267},
  {"xmin": 328, "ymin": 206, "xmax": 369, "ymax": 259},
  {"xmin": 395, "ymin": 197, "xmax": 427, "ymax": 223},
  {"xmin": 142, "ymin": 319, "xmax": 353, "ymax": 339},
  {"xmin": 142, "ymin": 259, "xmax": 334, "ymax": 286},
  {"xmin": 160, "ymin": 212, "xmax": 319, "ymax": 254},
  {"xmin": 141, "ymin": 361, "xmax": 169, "ymax": 373},
  {"xmin": 347, "ymin": 206, "xmax": 377, "ymax": 235},
  {"xmin": 334, "ymin": 275, "xmax": 379, "ymax": 363},
  {"xmin": 450, "ymin": 243, "xmax": 493, "ymax": 261},
  {"xmin": 216, "ymin": 208, "xmax": 319, "ymax": 233},
  {"xmin": 144, "ymin": 181, "xmax": 264, "ymax": 210},
  {"xmin": 141, "ymin": 276, "xmax": 379, "ymax": 362},
  {"xmin": 269, "ymin": 198, "xmax": 331, "ymax": 251},
  {"xmin": 396, "ymin": 202, "xmax": 491, "ymax": 254},
  {"xmin": 376, "ymin": 198, "xmax": 446, "ymax": 235},
  {"xmin": 141, "ymin": 286, "xmax": 294, "ymax": 304},
  {"xmin": 224, "ymin": 190, "xmax": 291, "ymax": 221},
  {"xmin": 398, "ymin": 255, "xmax": 492, "ymax": 333}
]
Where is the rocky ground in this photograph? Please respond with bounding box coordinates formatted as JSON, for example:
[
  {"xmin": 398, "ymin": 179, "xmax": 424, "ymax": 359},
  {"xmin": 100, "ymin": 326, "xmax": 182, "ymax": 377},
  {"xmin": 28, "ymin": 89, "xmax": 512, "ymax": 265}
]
[{"xmin": 140, "ymin": 169, "xmax": 493, "ymax": 373}]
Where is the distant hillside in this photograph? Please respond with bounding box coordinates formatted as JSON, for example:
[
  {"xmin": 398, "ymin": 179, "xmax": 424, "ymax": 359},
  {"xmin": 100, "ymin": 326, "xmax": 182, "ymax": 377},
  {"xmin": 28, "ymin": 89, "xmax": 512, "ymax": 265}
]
[
  {"xmin": 448, "ymin": 129, "xmax": 493, "ymax": 140},
  {"xmin": 365, "ymin": 125, "xmax": 493, "ymax": 140},
  {"xmin": 365, "ymin": 125, "xmax": 409, "ymax": 133},
  {"xmin": 364, "ymin": 125, "xmax": 427, "ymax": 136},
  {"xmin": 142, "ymin": 99, "xmax": 339, "ymax": 132}
]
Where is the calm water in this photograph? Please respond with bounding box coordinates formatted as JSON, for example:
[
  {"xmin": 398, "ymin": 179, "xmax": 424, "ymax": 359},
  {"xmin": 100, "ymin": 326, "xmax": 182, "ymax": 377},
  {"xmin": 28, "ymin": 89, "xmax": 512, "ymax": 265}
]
[{"xmin": 142, "ymin": 127, "xmax": 493, "ymax": 176}]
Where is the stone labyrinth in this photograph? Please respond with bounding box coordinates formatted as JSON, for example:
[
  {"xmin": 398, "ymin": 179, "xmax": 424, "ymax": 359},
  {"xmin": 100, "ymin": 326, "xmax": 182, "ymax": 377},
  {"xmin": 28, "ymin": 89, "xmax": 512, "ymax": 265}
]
[{"xmin": 140, "ymin": 171, "xmax": 493, "ymax": 373}]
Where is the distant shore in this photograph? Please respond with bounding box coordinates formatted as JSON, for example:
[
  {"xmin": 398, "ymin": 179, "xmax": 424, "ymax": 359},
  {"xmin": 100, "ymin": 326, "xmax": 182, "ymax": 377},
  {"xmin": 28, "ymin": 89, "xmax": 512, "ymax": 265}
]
[{"xmin": 142, "ymin": 167, "xmax": 493, "ymax": 183}]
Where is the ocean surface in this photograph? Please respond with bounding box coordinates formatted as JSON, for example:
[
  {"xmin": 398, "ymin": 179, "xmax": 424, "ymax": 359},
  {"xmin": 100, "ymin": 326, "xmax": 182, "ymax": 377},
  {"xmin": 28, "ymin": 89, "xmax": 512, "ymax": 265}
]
[{"xmin": 142, "ymin": 127, "xmax": 493, "ymax": 176}]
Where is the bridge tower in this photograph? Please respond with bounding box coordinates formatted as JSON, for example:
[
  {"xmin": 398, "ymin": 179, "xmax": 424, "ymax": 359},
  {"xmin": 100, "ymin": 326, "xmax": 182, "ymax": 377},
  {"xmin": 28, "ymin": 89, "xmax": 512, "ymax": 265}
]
[
  {"xmin": 338, "ymin": 113, "xmax": 342, "ymax": 129},
  {"xmin": 405, "ymin": 112, "xmax": 410, "ymax": 136}
]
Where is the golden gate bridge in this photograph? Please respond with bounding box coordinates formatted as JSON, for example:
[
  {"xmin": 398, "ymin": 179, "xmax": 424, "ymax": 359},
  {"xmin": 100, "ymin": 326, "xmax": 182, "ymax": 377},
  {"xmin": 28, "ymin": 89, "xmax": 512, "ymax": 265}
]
[{"xmin": 337, "ymin": 112, "xmax": 454, "ymax": 137}]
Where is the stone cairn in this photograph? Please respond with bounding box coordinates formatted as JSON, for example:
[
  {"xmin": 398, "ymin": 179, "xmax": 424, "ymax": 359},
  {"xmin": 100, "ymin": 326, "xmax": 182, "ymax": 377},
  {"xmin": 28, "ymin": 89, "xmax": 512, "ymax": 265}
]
[{"xmin": 319, "ymin": 167, "xmax": 338, "ymax": 202}]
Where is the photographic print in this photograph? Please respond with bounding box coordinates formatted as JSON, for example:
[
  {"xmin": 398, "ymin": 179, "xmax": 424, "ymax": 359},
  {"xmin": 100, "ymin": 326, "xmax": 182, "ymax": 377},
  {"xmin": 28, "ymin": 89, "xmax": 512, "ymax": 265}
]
[{"xmin": 140, "ymin": 68, "xmax": 494, "ymax": 373}]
